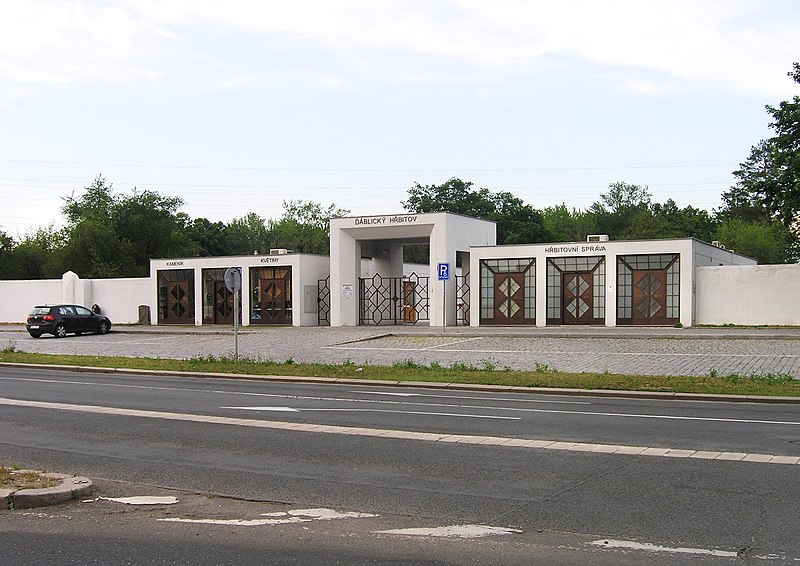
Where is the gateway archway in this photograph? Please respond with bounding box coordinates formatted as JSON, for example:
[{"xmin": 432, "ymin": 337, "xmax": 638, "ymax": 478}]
[{"xmin": 329, "ymin": 213, "xmax": 496, "ymax": 327}]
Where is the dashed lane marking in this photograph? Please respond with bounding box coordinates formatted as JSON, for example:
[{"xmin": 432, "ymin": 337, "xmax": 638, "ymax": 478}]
[
  {"xmin": 590, "ymin": 538, "xmax": 739, "ymax": 558},
  {"xmin": 1, "ymin": 397, "xmax": 798, "ymax": 465},
  {"xmin": 374, "ymin": 524, "xmax": 522, "ymax": 538}
]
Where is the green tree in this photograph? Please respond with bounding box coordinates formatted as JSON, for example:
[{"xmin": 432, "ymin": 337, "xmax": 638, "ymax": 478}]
[
  {"xmin": 181, "ymin": 216, "xmax": 229, "ymax": 257},
  {"xmin": 541, "ymin": 204, "xmax": 597, "ymax": 242},
  {"xmin": 5, "ymin": 225, "xmax": 63, "ymax": 279},
  {"xmin": 731, "ymin": 62, "xmax": 800, "ymax": 238},
  {"xmin": 648, "ymin": 200, "xmax": 717, "ymax": 242},
  {"xmin": 225, "ymin": 212, "xmax": 272, "ymax": 255},
  {"xmin": 60, "ymin": 176, "xmax": 189, "ymax": 277},
  {"xmin": 589, "ymin": 181, "xmax": 653, "ymax": 239},
  {"xmin": 0, "ymin": 229, "xmax": 14, "ymax": 279},
  {"xmin": 114, "ymin": 188, "xmax": 187, "ymax": 269},
  {"xmin": 269, "ymin": 200, "xmax": 350, "ymax": 254},
  {"xmin": 715, "ymin": 218, "xmax": 793, "ymax": 264},
  {"xmin": 402, "ymin": 178, "xmax": 547, "ymax": 244}
]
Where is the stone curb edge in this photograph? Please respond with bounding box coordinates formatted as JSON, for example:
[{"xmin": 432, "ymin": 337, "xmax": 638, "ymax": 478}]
[
  {"xmin": 1, "ymin": 471, "xmax": 92, "ymax": 510},
  {"xmin": 2, "ymin": 362, "xmax": 799, "ymax": 404}
]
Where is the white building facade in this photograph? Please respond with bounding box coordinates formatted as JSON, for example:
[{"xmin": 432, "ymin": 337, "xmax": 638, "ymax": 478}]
[
  {"xmin": 149, "ymin": 252, "xmax": 329, "ymax": 327},
  {"xmin": 468, "ymin": 238, "xmax": 755, "ymax": 328},
  {"xmin": 5, "ymin": 211, "xmax": 799, "ymax": 328}
]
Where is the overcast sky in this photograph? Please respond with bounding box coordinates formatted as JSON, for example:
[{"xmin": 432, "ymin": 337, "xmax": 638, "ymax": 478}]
[{"xmin": 2, "ymin": 0, "xmax": 799, "ymax": 237}]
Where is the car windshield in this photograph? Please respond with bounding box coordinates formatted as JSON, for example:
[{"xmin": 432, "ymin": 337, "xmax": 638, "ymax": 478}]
[{"xmin": 30, "ymin": 307, "xmax": 52, "ymax": 315}]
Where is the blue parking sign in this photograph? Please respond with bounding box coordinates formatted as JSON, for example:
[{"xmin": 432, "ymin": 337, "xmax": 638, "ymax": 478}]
[{"xmin": 437, "ymin": 263, "xmax": 450, "ymax": 281}]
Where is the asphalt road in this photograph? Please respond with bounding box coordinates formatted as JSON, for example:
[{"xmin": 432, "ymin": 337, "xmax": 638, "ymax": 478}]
[{"xmin": 2, "ymin": 366, "xmax": 800, "ymax": 564}]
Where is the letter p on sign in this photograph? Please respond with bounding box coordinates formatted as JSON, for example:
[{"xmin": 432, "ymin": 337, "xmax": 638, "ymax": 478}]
[{"xmin": 437, "ymin": 263, "xmax": 450, "ymax": 281}]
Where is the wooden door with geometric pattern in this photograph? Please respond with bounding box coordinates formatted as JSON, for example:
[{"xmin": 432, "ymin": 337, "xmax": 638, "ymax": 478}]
[
  {"xmin": 493, "ymin": 273, "xmax": 526, "ymax": 325},
  {"xmin": 213, "ymin": 281, "xmax": 234, "ymax": 324},
  {"xmin": 562, "ymin": 272, "xmax": 593, "ymax": 325},
  {"xmin": 166, "ymin": 281, "xmax": 193, "ymax": 324},
  {"xmin": 253, "ymin": 270, "xmax": 291, "ymax": 325},
  {"xmin": 631, "ymin": 270, "xmax": 668, "ymax": 325}
]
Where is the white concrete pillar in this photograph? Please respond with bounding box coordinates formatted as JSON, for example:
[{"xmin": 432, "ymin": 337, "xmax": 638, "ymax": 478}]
[
  {"xmin": 241, "ymin": 266, "xmax": 250, "ymax": 327},
  {"xmin": 331, "ymin": 230, "xmax": 361, "ymax": 326},
  {"xmin": 193, "ymin": 268, "xmax": 202, "ymax": 326},
  {"xmin": 605, "ymin": 253, "xmax": 617, "ymax": 327},
  {"xmin": 536, "ymin": 257, "xmax": 547, "ymax": 327}
]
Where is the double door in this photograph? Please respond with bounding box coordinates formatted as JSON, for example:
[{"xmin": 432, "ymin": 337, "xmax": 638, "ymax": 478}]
[
  {"xmin": 165, "ymin": 281, "xmax": 193, "ymax": 324},
  {"xmin": 492, "ymin": 273, "xmax": 527, "ymax": 325},
  {"xmin": 562, "ymin": 273, "xmax": 594, "ymax": 325},
  {"xmin": 631, "ymin": 270, "xmax": 669, "ymax": 325},
  {"xmin": 213, "ymin": 282, "xmax": 237, "ymax": 325},
  {"xmin": 252, "ymin": 269, "xmax": 292, "ymax": 325}
]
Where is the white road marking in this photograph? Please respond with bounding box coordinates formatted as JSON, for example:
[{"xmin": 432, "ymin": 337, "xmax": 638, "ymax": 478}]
[
  {"xmin": 159, "ymin": 507, "xmax": 377, "ymax": 527},
  {"xmin": 358, "ymin": 392, "xmax": 418, "ymax": 397},
  {"xmin": 356, "ymin": 391, "xmax": 591, "ymax": 405},
  {"xmin": 300, "ymin": 408, "xmax": 521, "ymax": 420},
  {"xmin": 6, "ymin": 375, "xmax": 799, "ymax": 426},
  {"xmin": 1, "ymin": 396, "xmax": 798, "ymax": 465},
  {"xmin": 223, "ymin": 406, "xmax": 520, "ymax": 420},
  {"xmin": 272, "ymin": 508, "xmax": 377, "ymax": 520},
  {"xmin": 0, "ymin": 375, "xmax": 589, "ymax": 410},
  {"xmin": 374, "ymin": 524, "xmax": 522, "ymax": 538},
  {"xmin": 221, "ymin": 406, "xmax": 299, "ymax": 412},
  {"xmin": 95, "ymin": 496, "xmax": 179, "ymax": 505},
  {"xmin": 160, "ymin": 517, "xmax": 310, "ymax": 526},
  {"xmin": 590, "ymin": 538, "xmax": 738, "ymax": 558}
]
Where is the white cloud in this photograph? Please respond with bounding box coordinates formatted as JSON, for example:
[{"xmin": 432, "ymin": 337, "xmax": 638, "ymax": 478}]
[{"xmin": 0, "ymin": 0, "xmax": 798, "ymax": 96}]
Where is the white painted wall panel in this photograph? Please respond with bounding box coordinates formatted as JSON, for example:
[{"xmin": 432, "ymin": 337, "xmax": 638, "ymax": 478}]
[
  {"xmin": 90, "ymin": 278, "xmax": 152, "ymax": 324},
  {"xmin": 0, "ymin": 279, "xmax": 63, "ymax": 322},
  {"xmin": 696, "ymin": 265, "xmax": 800, "ymax": 325}
]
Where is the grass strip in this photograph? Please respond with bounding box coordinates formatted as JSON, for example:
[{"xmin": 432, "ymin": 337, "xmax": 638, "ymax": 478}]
[{"xmin": 1, "ymin": 350, "xmax": 798, "ymax": 397}]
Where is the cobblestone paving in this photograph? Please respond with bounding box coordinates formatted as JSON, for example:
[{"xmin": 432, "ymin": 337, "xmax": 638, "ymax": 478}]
[{"xmin": 2, "ymin": 325, "xmax": 799, "ymax": 378}]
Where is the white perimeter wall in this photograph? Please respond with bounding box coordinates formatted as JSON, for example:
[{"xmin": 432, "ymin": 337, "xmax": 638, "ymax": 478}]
[
  {"xmin": 0, "ymin": 273, "xmax": 150, "ymax": 324},
  {"xmin": 89, "ymin": 277, "xmax": 152, "ymax": 324},
  {"xmin": 696, "ymin": 265, "xmax": 800, "ymax": 325},
  {"xmin": 0, "ymin": 279, "xmax": 63, "ymax": 322}
]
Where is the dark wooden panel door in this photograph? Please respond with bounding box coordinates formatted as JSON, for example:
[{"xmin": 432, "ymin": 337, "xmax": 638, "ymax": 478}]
[
  {"xmin": 213, "ymin": 281, "xmax": 234, "ymax": 324},
  {"xmin": 259, "ymin": 278, "xmax": 290, "ymax": 324},
  {"xmin": 492, "ymin": 273, "xmax": 526, "ymax": 325},
  {"xmin": 166, "ymin": 281, "xmax": 193, "ymax": 324},
  {"xmin": 562, "ymin": 273, "xmax": 593, "ymax": 325},
  {"xmin": 632, "ymin": 270, "xmax": 668, "ymax": 324}
]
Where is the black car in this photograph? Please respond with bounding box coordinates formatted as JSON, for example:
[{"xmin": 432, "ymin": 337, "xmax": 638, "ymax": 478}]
[{"xmin": 26, "ymin": 304, "xmax": 112, "ymax": 338}]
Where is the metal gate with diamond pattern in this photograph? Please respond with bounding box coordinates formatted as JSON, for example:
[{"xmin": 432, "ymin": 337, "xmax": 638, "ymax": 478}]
[{"xmin": 359, "ymin": 273, "xmax": 429, "ymax": 325}]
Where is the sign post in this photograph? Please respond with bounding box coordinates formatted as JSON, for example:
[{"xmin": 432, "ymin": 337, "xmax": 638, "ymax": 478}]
[
  {"xmin": 437, "ymin": 263, "xmax": 450, "ymax": 333},
  {"xmin": 224, "ymin": 267, "xmax": 242, "ymax": 362}
]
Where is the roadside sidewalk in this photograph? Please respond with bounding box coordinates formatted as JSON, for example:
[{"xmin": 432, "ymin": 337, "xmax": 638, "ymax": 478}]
[{"xmin": 2, "ymin": 322, "xmax": 800, "ymax": 340}]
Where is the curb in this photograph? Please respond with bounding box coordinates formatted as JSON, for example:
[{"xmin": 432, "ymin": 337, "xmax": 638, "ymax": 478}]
[
  {"xmin": 1, "ymin": 361, "xmax": 799, "ymax": 404},
  {"xmin": 1, "ymin": 470, "xmax": 92, "ymax": 510}
]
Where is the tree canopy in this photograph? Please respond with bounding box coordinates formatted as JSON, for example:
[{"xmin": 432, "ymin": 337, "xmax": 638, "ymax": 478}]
[
  {"xmin": 8, "ymin": 76, "xmax": 800, "ymax": 288},
  {"xmin": 402, "ymin": 178, "xmax": 548, "ymax": 244},
  {"xmin": 726, "ymin": 62, "xmax": 800, "ymax": 260}
]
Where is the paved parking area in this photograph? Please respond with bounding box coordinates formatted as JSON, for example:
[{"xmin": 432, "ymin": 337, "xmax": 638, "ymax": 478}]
[{"xmin": 2, "ymin": 324, "xmax": 799, "ymax": 378}]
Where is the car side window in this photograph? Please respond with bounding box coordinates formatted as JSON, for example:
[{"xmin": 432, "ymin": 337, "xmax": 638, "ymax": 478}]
[
  {"xmin": 62, "ymin": 306, "xmax": 76, "ymax": 315},
  {"xmin": 75, "ymin": 306, "xmax": 91, "ymax": 316},
  {"xmin": 59, "ymin": 307, "xmax": 68, "ymax": 315}
]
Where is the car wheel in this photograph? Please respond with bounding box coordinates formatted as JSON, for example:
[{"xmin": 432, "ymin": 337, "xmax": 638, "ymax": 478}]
[
  {"xmin": 98, "ymin": 320, "xmax": 110, "ymax": 335},
  {"xmin": 29, "ymin": 332, "xmax": 42, "ymax": 338},
  {"xmin": 54, "ymin": 323, "xmax": 67, "ymax": 338}
]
